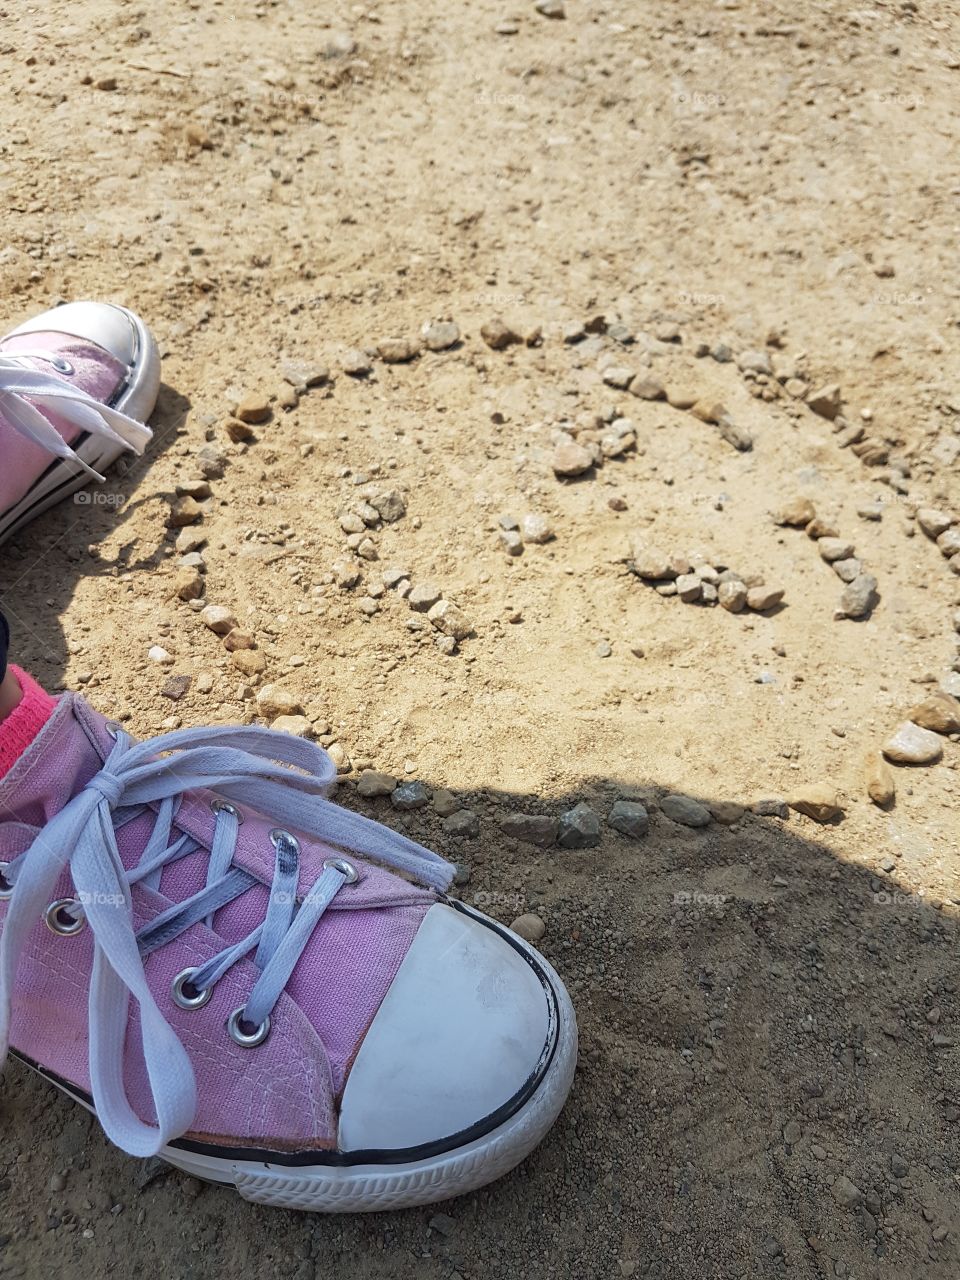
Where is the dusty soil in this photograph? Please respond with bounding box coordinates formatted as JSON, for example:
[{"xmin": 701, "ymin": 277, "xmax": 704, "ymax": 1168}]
[{"xmin": 2, "ymin": 0, "xmax": 960, "ymax": 1276}]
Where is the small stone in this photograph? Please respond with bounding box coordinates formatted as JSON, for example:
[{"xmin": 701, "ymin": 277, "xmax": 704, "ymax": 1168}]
[
  {"xmin": 832, "ymin": 1176, "xmax": 863, "ymax": 1209},
  {"xmin": 270, "ymin": 715, "xmax": 314, "ymax": 738},
  {"xmin": 665, "ymin": 387, "xmax": 697, "ymax": 409},
  {"xmin": 421, "ymin": 320, "xmax": 460, "ymax": 351},
  {"xmin": 480, "ymin": 318, "xmax": 520, "ymax": 350},
  {"xmin": 521, "ymin": 513, "xmax": 554, "ymax": 544},
  {"xmin": 256, "ymin": 684, "xmax": 303, "ymax": 719},
  {"xmin": 660, "ymin": 794, "xmax": 711, "ymax": 827},
  {"xmin": 746, "ymin": 585, "xmax": 784, "ymax": 612},
  {"xmin": 774, "ymin": 497, "xmax": 816, "ymax": 527},
  {"xmin": 358, "ymin": 596, "xmax": 379, "ymax": 616},
  {"xmin": 737, "ymin": 349, "xmax": 772, "ymax": 374},
  {"xmin": 608, "ymin": 800, "xmax": 648, "ymax": 838},
  {"xmin": 231, "ymin": 649, "xmax": 266, "ymax": 676},
  {"xmin": 200, "ymin": 604, "xmax": 237, "ymax": 635},
  {"xmin": 718, "ymin": 580, "xmax": 747, "ymax": 613},
  {"xmin": 409, "ymin": 582, "xmax": 442, "ymax": 612},
  {"xmin": 280, "ymin": 360, "xmax": 328, "ymax": 389},
  {"xmin": 356, "ymin": 538, "xmax": 378, "ymax": 562},
  {"xmin": 908, "ymin": 692, "xmax": 960, "ymax": 734},
  {"xmin": 865, "ymin": 752, "xmax": 895, "ymax": 806},
  {"xmin": 326, "ymin": 743, "xmax": 350, "ymax": 772},
  {"xmin": 175, "ymin": 528, "xmax": 206, "ymax": 554},
  {"xmin": 178, "ymin": 552, "xmax": 206, "ymax": 572},
  {"xmin": 510, "ymin": 913, "xmax": 547, "ymax": 942},
  {"xmin": 628, "ymin": 374, "xmax": 665, "ymax": 401},
  {"xmin": 557, "ymin": 802, "xmax": 601, "ymax": 849},
  {"xmin": 377, "ymin": 336, "xmax": 419, "ymax": 363},
  {"xmin": 357, "ymin": 769, "xmax": 398, "ymax": 798},
  {"xmin": 818, "ymin": 537, "xmax": 855, "ymax": 563},
  {"xmin": 432, "ymin": 788, "xmax": 459, "ymax": 817},
  {"xmin": 534, "ymin": 0, "xmax": 565, "ymax": 16},
  {"xmin": 552, "ymin": 440, "xmax": 594, "ymax": 477},
  {"xmin": 500, "ymin": 529, "xmax": 523, "ymax": 556},
  {"xmin": 753, "ymin": 798, "xmax": 788, "ymax": 818},
  {"xmin": 428, "ymin": 1212, "xmax": 456, "ymax": 1237},
  {"xmin": 166, "ymin": 496, "xmax": 203, "ymax": 527},
  {"xmin": 806, "ymin": 516, "xmax": 838, "ymax": 539},
  {"xmin": 428, "ymin": 599, "xmax": 473, "ymax": 641},
  {"xmin": 882, "ymin": 721, "xmax": 944, "ymax": 765},
  {"xmin": 857, "ymin": 502, "xmax": 883, "ymax": 521},
  {"xmin": 196, "ymin": 672, "xmax": 214, "ymax": 694},
  {"xmin": 225, "ymin": 419, "xmax": 254, "ymax": 443},
  {"xmin": 174, "ymin": 566, "xmax": 204, "ymax": 601},
  {"xmin": 832, "ymin": 557, "xmax": 861, "ymax": 583},
  {"xmin": 789, "ymin": 784, "xmax": 842, "ymax": 823},
  {"xmin": 629, "ymin": 541, "xmax": 674, "ymax": 579},
  {"xmin": 368, "ymin": 489, "xmax": 406, "ymax": 523},
  {"xmin": 807, "ymin": 384, "xmax": 842, "ymax": 421},
  {"xmin": 783, "ymin": 1120, "xmax": 803, "ymax": 1146},
  {"xmin": 708, "ymin": 801, "xmax": 745, "ymax": 824},
  {"xmin": 938, "ymin": 528, "xmax": 960, "ymax": 558},
  {"xmin": 602, "ymin": 365, "xmax": 634, "ymax": 390},
  {"xmin": 837, "ymin": 573, "xmax": 877, "ymax": 620},
  {"xmin": 176, "ymin": 479, "xmax": 212, "ymax": 500},
  {"xmin": 341, "ymin": 348, "xmax": 372, "ymax": 376},
  {"xmin": 223, "ymin": 628, "xmax": 255, "ymax": 652},
  {"xmin": 717, "ymin": 416, "xmax": 753, "ymax": 452},
  {"xmin": 917, "ymin": 507, "xmax": 954, "ymax": 539},
  {"xmin": 234, "ymin": 394, "xmax": 271, "ymax": 424},
  {"xmin": 691, "ymin": 398, "xmax": 726, "ymax": 424},
  {"xmin": 278, "ymin": 385, "xmax": 298, "ymax": 411},
  {"xmin": 500, "ymin": 813, "xmax": 558, "ymax": 846},
  {"xmin": 391, "ymin": 781, "xmax": 431, "ymax": 810},
  {"xmin": 161, "ymin": 674, "xmax": 191, "ymax": 701},
  {"xmin": 443, "ymin": 809, "xmax": 479, "ymax": 838},
  {"xmin": 675, "ymin": 573, "xmax": 702, "ymax": 603}
]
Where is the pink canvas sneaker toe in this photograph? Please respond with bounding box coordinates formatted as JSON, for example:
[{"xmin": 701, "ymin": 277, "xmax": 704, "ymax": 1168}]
[
  {"xmin": 0, "ymin": 301, "xmax": 159, "ymax": 546},
  {"xmin": 0, "ymin": 695, "xmax": 577, "ymax": 1211}
]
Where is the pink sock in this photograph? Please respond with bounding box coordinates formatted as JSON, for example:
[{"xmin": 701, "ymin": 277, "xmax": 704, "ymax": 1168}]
[{"xmin": 0, "ymin": 666, "xmax": 56, "ymax": 778}]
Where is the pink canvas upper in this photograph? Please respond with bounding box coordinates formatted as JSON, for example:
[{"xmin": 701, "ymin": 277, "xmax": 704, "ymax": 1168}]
[
  {"xmin": 0, "ymin": 330, "xmax": 128, "ymax": 514},
  {"xmin": 0, "ymin": 695, "xmax": 435, "ymax": 1149}
]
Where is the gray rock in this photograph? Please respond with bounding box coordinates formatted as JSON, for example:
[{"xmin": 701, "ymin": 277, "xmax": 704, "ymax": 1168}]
[
  {"xmin": 443, "ymin": 809, "xmax": 480, "ymax": 838},
  {"xmin": 500, "ymin": 813, "xmax": 559, "ymax": 847},
  {"xmin": 832, "ymin": 1175, "xmax": 864, "ymax": 1209},
  {"xmin": 341, "ymin": 348, "xmax": 372, "ymax": 376},
  {"xmin": 357, "ymin": 769, "xmax": 397, "ymax": 797},
  {"xmin": 882, "ymin": 721, "xmax": 943, "ymax": 765},
  {"xmin": 500, "ymin": 529, "xmax": 523, "ymax": 556},
  {"xmin": 807, "ymin": 384, "xmax": 842, "ymax": 420},
  {"xmin": 628, "ymin": 375, "xmax": 665, "ymax": 401},
  {"xmin": 428, "ymin": 599, "xmax": 473, "ymax": 641},
  {"xmin": 409, "ymin": 582, "xmax": 442, "ymax": 611},
  {"xmin": 718, "ymin": 580, "xmax": 747, "ymax": 612},
  {"xmin": 391, "ymin": 781, "xmax": 431, "ymax": 810},
  {"xmin": 602, "ymin": 365, "xmax": 634, "ymax": 390},
  {"xmin": 281, "ymin": 359, "xmax": 329, "ymax": 389},
  {"xmin": 818, "ymin": 537, "xmax": 855, "ymax": 563},
  {"xmin": 480, "ymin": 317, "xmax": 521, "ymax": 350},
  {"xmin": 552, "ymin": 440, "xmax": 594, "ymax": 477},
  {"xmin": 836, "ymin": 573, "xmax": 877, "ymax": 619},
  {"xmin": 746, "ymin": 585, "xmax": 784, "ymax": 612},
  {"xmin": 521, "ymin": 513, "xmax": 554, "ymax": 544},
  {"xmin": 368, "ymin": 489, "xmax": 406, "ymax": 523},
  {"xmin": 608, "ymin": 800, "xmax": 649, "ymax": 838},
  {"xmin": 510, "ymin": 913, "xmax": 546, "ymax": 941},
  {"xmin": 630, "ymin": 540, "xmax": 675, "ymax": 580},
  {"xmin": 421, "ymin": 320, "xmax": 460, "ymax": 351},
  {"xmin": 753, "ymin": 798, "xmax": 788, "ymax": 818},
  {"xmin": 660, "ymin": 794, "xmax": 712, "ymax": 827},
  {"xmin": 737, "ymin": 349, "xmax": 772, "ymax": 375},
  {"xmin": 832, "ymin": 557, "xmax": 862, "ymax": 583},
  {"xmin": 535, "ymin": 0, "xmax": 566, "ymax": 16},
  {"xmin": 557, "ymin": 802, "xmax": 601, "ymax": 849},
  {"xmin": 717, "ymin": 414, "xmax": 753, "ymax": 452},
  {"xmin": 675, "ymin": 573, "xmax": 702, "ymax": 603},
  {"xmin": 378, "ymin": 336, "xmax": 419, "ymax": 364},
  {"xmin": 917, "ymin": 507, "xmax": 954, "ymax": 539}
]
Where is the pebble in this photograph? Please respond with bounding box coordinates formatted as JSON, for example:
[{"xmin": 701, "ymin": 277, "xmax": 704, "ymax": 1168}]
[
  {"xmin": 223, "ymin": 628, "xmax": 255, "ymax": 652},
  {"xmin": 691, "ymin": 398, "xmax": 726, "ymax": 424},
  {"xmin": 938, "ymin": 528, "xmax": 960, "ymax": 558},
  {"xmin": 608, "ymin": 800, "xmax": 649, "ymax": 838},
  {"xmin": 805, "ymin": 516, "xmax": 838, "ymax": 539},
  {"xmin": 280, "ymin": 360, "xmax": 328, "ymax": 389},
  {"xmin": 775, "ymin": 497, "xmax": 816, "ymax": 527},
  {"xmin": 354, "ymin": 770, "xmax": 397, "ymax": 800},
  {"xmin": 160, "ymin": 674, "xmax": 191, "ymax": 701},
  {"xmin": 782, "ymin": 1120, "xmax": 803, "ymax": 1146},
  {"xmin": 175, "ymin": 528, "xmax": 206, "ymax": 554},
  {"xmin": 377, "ymin": 336, "xmax": 419, "ymax": 363},
  {"xmin": 521, "ymin": 513, "xmax": 554, "ymax": 544},
  {"xmin": 270, "ymin": 714, "xmax": 313, "ymax": 738},
  {"xmin": 509, "ymin": 913, "xmax": 546, "ymax": 943},
  {"xmin": 200, "ymin": 604, "xmax": 237, "ymax": 635},
  {"xmin": 176, "ymin": 479, "xmax": 211, "ymax": 500},
  {"xmin": 718, "ymin": 580, "xmax": 747, "ymax": 613},
  {"xmin": 917, "ymin": 507, "xmax": 954, "ymax": 539},
  {"xmin": 882, "ymin": 721, "xmax": 944, "ymax": 765},
  {"xmin": 166, "ymin": 495, "xmax": 203, "ymax": 527},
  {"xmin": 178, "ymin": 551, "xmax": 206, "ymax": 572},
  {"xmin": 432, "ymin": 788, "xmax": 460, "ymax": 817},
  {"xmin": 857, "ymin": 502, "xmax": 883, "ymax": 521},
  {"xmin": 500, "ymin": 813, "xmax": 559, "ymax": 846},
  {"xmin": 225, "ymin": 419, "xmax": 254, "ymax": 443},
  {"xmin": 752, "ymin": 798, "xmax": 788, "ymax": 818},
  {"xmin": 908, "ymin": 692, "xmax": 960, "ymax": 734},
  {"xmin": 408, "ymin": 582, "xmax": 442, "ymax": 612},
  {"xmin": 480, "ymin": 318, "xmax": 520, "ymax": 350},
  {"xmin": 391, "ymin": 781, "xmax": 431, "ymax": 810},
  {"xmin": 256, "ymin": 684, "xmax": 303, "ymax": 719},
  {"xmin": 807, "ymin": 384, "xmax": 842, "ymax": 420},
  {"xmin": 831, "ymin": 1175, "xmax": 863, "ymax": 1209},
  {"xmin": 660, "ymin": 794, "xmax": 711, "ymax": 827},
  {"xmin": 557, "ymin": 802, "xmax": 601, "ymax": 849},
  {"xmin": 818, "ymin": 537, "xmax": 855, "ymax": 563},
  {"xmin": 443, "ymin": 809, "xmax": 479, "ymax": 837},
  {"xmin": 675, "ymin": 573, "xmax": 702, "ymax": 603},
  {"xmin": 148, "ymin": 645, "xmax": 173, "ymax": 665},
  {"xmin": 174, "ymin": 566, "xmax": 204, "ymax": 601},
  {"xmin": 630, "ymin": 541, "xmax": 673, "ymax": 579},
  {"xmin": 832, "ymin": 557, "xmax": 861, "ymax": 583},
  {"xmin": 421, "ymin": 320, "xmax": 460, "ymax": 351},
  {"xmin": 232, "ymin": 649, "xmax": 266, "ymax": 676},
  {"xmin": 500, "ymin": 529, "xmax": 523, "ymax": 556},
  {"xmin": 836, "ymin": 573, "xmax": 877, "ymax": 619},
  {"xmin": 865, "ymin": 752, "xmax": 895, "ymax": 806},
  {"xmin": 718, "ymin": 415, "xmax": 753, "ymax": 452},
  {"xmin": 708, "ymin": 800, "xmax": 745, "ymax": 824},
  {"xmin": 428, "ymin": 599, "xmax": 474, "ymax": 641},
  {"xmin": 788, "ymin": 783, "xmax": 842, "ymax": 823},
  {"xmin": 234, "ymin": 394, "xmax": 271, "ymax": 424},
  {"xmin": 746, "ymin": 585, "xmax": 784, "ymax": 612},
  {"xmin": 602, "ymin": 365, "xmax": 634, "ymax": 390},
  {"xmin": 665, "ymin": 387, "xmax": 697, "ymax": 409},
  {"xmin": 737, "ymin": 349, "xmax": 772, "ymax": 374},
  {"xmin": 628, "ymin": 375, "xmax": 665, "ymax": 401},
  {"xmin": 196, "ymin": 672, "xmax": 214, "ymax": 694},
  {"xmin": 341, "ymin": 348, "xmax": 372, "ymax": 376},
  {"xmin": 326, "ymin": 743, "xmax": 350, "ymax": 772},
  {"xmin": 534, "ymin": 0, "xmax": 565, "ymax": 16},
  {"xmin": 552, "ymin": 439, "xmax": 594, "ymax": 477}
]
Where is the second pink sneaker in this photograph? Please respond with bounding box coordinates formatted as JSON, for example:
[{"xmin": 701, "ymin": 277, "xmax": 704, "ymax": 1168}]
[{"xmin": 0, "ymin": 694, "xmax": 577, "ymax": 1211}]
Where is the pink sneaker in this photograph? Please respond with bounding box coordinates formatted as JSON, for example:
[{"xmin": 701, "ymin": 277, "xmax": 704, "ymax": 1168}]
[
  {"xmin": 0, "ymin": 301, "xmax": 159, "ymax": 546},
  {"xmin": 0, "ymin": 695, "xmax": 576, "ymax": 1210}
]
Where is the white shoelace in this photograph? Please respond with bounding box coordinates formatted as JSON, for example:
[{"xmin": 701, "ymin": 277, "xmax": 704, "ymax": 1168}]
[
  {"xmin": 0, "ymin": 724, "xmax": 455, "ymax": 1156},
  {"xmin": 0, "ymin": 351, "xmax": 151, "ymax": 481}
]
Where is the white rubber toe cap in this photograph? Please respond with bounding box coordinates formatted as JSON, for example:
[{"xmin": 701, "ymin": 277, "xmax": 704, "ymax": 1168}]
[
  {"xmin": 10, "ymin": 301, "xmax": 139, "ymax": 368},
  {"xmin": 338, "ymin": 903, "xmax": 557, "ymax": 1153}
]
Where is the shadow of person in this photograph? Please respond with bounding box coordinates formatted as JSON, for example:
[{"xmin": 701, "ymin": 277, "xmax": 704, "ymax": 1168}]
[
  {"xmin": 1, "ymin": 761, "xmax": 957, "ymax": 1278},
  {"xmin": 0, "ymin": 381, "xmax": 189, "ymax": 690}
]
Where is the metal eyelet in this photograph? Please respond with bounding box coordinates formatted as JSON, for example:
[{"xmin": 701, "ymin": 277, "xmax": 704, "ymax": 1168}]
[
  {"xmin": 322, "ymin": 857, "xmax": 359, "ymax": 884},
  {"xmin": 44, "ymin": 898, "xmax": 85, "ymax": 936},
  {"xmin": 171, "ymin": 968, "xmax": 213, "ymax": 1010},
  {"xmin": 210, "ymin": 799, "xmax": 243, "ymax": 823},
  {"xmin": 226, "ymin": 1007, "xmax": 270, "ymax": 1048},
  {"xmin": 0, "ymin": 863, "xmax": 14, "ymax": 900},
  {"xmin": 269, "ymin": 828, "xmax": 300, "ymax": 853},
  {"xmin": 50, "ymin": 356, "xmax": 74, "ymax": 375}
]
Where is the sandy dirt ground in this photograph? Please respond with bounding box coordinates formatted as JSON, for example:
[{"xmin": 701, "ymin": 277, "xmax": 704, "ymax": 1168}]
[{"xmin": 2, "ymin": 0, "xmax": 960, "ymax": 1276}]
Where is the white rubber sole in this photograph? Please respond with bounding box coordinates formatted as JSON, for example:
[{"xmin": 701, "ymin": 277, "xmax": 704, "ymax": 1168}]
[{"xmin": 0, "ymin": 305, "xmax": 160, "ymax": 548}]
